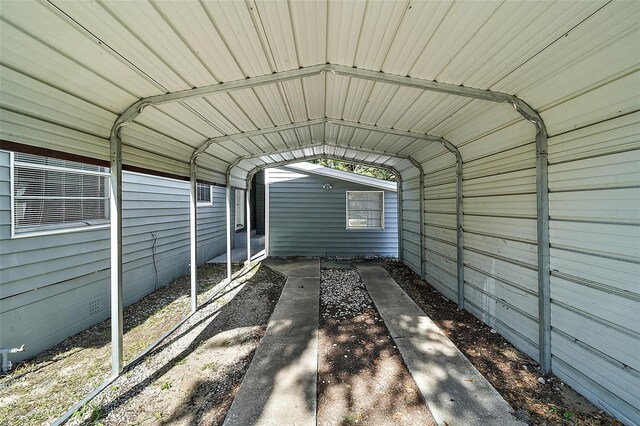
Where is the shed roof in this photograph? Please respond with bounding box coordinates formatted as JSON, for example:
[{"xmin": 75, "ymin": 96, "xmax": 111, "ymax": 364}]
[
  {"xmin": 281, "ymin": 162, "xmax": 398, "ymax": 192},
  {"xmin": 0, "ymin": 1, "xmax": 637, "ymax": 186}
]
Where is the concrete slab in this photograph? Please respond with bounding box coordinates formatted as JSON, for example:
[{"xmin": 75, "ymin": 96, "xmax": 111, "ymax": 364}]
[
  {"xmin": 262, "ymin": 257, "xmax": 320, "ymax": 278},
  {"xmin": 208, "ymin": 231, "xmax": 265, "ymax": 264},
  {"xmin": 223, "ymin": 260, "xmax": 320, "ymax": 426},
  {"xmin": 357, "ymin": 263, "xmax": 525, "ymax": 426}
]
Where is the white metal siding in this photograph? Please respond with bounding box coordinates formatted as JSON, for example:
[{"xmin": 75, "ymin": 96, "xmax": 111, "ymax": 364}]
[
  {"xmin": 547, "ymin": 113, "xmax": 640, "ymax": 425},
  {"xmin": 401, "ymin": 174, "xmax": 421, "ymax": 274},
  {"xmin": 423, "ymin": 154, "xmax": 458, "ymax": 301}
]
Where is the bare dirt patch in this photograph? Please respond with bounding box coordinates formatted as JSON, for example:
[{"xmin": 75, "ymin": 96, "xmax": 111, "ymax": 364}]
[
  {"xmin": 381, "ymin": 259, "xmax": 623, "ymax": 426},
  {"xmin": 317, "ymin": 261, "xmax": 435, "ymax": 426}
]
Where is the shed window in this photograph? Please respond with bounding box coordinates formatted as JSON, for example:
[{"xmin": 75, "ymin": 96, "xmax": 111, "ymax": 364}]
[
  {"xmin": 346, "ymin": 191, "xmax": 384, "ymax": 230},
  {"xmin": 12, "ymin": 152, "xmax": 109, "ymax": 235},
  {"xmin": 196, "ymin": 182, "xmax": 212, "ymax": 205}
]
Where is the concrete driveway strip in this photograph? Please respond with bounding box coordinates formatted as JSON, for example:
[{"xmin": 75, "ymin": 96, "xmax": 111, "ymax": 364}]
[
  {"xmin": 356, "ymin": 263, "xmax": 525, "ymax": 426},
  {"xmin": 223, "ymin": 259, "xmax": 319, "ymax": 426}
]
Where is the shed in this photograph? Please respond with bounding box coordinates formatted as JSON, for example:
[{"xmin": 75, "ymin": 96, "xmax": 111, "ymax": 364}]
[
  {"xmin": 267, "ymin": 162, "xmax": 398, "ymax": 257},
  {"xmin": 0, "ymin": 1, "xmax": 638, "ymax": 423}
]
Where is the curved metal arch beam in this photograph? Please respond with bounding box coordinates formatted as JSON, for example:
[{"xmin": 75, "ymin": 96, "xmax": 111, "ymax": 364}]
[
  {"xmin": 225, "ymin": 141, "xmax": 421, "ymax": 182},
  {"xmin": 239, "ymin": 151, "xmax": 405, "ymax": 266},
  {"xmin": 227, "ymin": 142, "xmax": 422, "ymax": 271},
  {"xmin": 191, "ymin": 117, "xmax": 444, "ymax": 163},
  {"xmin": 109, "ymin": 62, "xmax": 549, "ymax": 373},
  {"xmin": 110, "ymin": 63, "xmax": 543, "ymax": 140}
]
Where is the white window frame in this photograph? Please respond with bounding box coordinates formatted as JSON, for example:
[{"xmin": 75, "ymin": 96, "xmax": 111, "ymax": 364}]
[
  {"xmin": 196, "ymin": 182, "xmax": 212, "ymax": 206},
  {"xmin": 345, "ymin": 190, "xmax": 385, "ymax": 231},
  {"xmin": 10, "ymin": 152, "xmax": 110, "ymax": 238}
]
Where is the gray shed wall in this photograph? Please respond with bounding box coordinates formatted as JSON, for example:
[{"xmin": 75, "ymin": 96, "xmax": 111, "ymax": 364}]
[
  {"xmin": 268, "ymin": 166, "xmax": 397, "ymax": 257},
  {"xmin": 255, "ymin": 170, "xmax": 265, "ymax": 235},
  {"xmin": 0, "ymin": 150, "xmax": 234, "ymax": 361}
]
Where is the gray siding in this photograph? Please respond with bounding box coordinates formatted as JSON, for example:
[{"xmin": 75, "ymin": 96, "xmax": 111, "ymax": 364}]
[
  {"xmin": 254, "ymin": 171, "xmax": 265, "ymax": 235},
  {"xmin": 268, "ymin": 167, "xmax": 397, "ymax": 257},
  {"xmin": 0, "ymin": 150, "xmax": 232, "ymax": 361}
]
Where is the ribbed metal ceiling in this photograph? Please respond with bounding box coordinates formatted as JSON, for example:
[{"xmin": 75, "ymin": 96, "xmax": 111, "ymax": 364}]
[{"xmin": 1, "ymin": 1, "xmax": 637, "ymax": 185}]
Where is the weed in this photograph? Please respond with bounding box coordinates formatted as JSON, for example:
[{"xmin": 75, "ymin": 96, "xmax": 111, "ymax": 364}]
[
  {"xmin": 159, "ymin": 381, "xmax": 172, "ymax": 390},
  {"xmin": 563, "ymin": 411, "xmax": 574, "ymax": 420},
  {"xmin": 155, "ymin": 411, "xmax": 163, "ymax": 420},
  {"xmin": 202, "ymin": 362, "xmax": 218, "ymax": 371},
  {"xmin": 341, "ymin": 412, "xmax": 363, "ymax": 425},
  {"xmin": 72, "ymin": 404, "xmax": 89, "ymax": 419},
  {"xmin": 174, "ymin": 357, "xmax": 187, "ymax": 366}
]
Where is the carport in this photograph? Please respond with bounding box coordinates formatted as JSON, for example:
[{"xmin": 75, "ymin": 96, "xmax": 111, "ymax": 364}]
[{"xmin": 0, "ymin": 1, "xmax": 637, "ymax": 423}]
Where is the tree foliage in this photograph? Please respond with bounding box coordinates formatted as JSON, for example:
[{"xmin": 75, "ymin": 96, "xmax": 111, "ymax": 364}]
[{"xmin": 309, "ymin": 159, "xmax": 396, "ymax": 181}]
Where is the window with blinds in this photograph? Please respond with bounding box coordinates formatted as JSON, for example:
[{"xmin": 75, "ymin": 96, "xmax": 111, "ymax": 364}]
[
  {"xmin": 196, "ymin": 182, "xmax": 211, "ymax": 205},
  {"xmin": 346, "ymin": 191, "xmax": 384, "ymax": 230},
  {"xmin": 12, "ymin": 152, "xmax": 109, "ymax": 234}
]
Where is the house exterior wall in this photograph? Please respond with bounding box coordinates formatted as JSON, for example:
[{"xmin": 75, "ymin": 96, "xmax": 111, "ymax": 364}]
[
  {"xmin": 254, "ymin": 170, "xmax": 266, "ymax": 235},
  {"xmin": 268, "ymin": 166, "xmax": 398, "ymax": 257},
  {"xmin": 0, "ymin": 150, "xmax": 234, "ymax": 362}
]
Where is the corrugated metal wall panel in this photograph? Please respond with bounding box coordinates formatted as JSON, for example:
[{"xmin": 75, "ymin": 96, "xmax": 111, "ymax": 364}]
[
  {"xmin": 423, "ymin": 154, "xmax": 458, "ymax": 302},
  {"xmin": 402, "ymin": 175, "xmax": 421, "ymax": 274},
  {"xmin": 548, "ymin": 113, "xmax": 640, "ymax": 424},
  {"xmin": 268, "ymin": 166, "xmax": 398, "ymax": 257},
  {"xmin": 451, "ymin": 114, "xmax": 541, "ymax": 363},
  {"xmin": 0, "ymin": 152, "xmax": 232, "ymax": 361}
]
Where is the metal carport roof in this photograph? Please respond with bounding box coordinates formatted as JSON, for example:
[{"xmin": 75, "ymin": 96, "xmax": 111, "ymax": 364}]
[{"xmin": 1, "ymin": 1, "xmax": 638, "ymax": 423}]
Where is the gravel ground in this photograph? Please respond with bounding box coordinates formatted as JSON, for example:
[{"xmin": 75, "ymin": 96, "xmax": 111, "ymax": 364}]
[
  {"xmin": 66, "ymin": 263, "xmax": 286, "ymax": 426},
  {"xmin": 320, "ymin": 267, "xmax": 373, "ymax": 319},
  {"xmin": 317, "ymin": 259, "xmax": 435, "ymax": 426}
]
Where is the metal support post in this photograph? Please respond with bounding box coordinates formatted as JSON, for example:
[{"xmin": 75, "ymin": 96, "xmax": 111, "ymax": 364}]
[
  {"xmin": 456, "ymin": 158, "xmax": 465, "ymax": 310},
  {"xmin": 397, "ymin": 179, "xmax": 403, "ymax": 262},
  {"xmin": 419, "ymin": 170, "xmax": 426, "ymax": 279},
  {"xmin": 246, "ymin": 187, "xmax": 251, "ymax": 265},
  {"xmin": 225, "ymin": 184, "xmax": 232, "ymax": 281},
  {"xmin": 189, "ymin": 162, "xmax": 197, "ymax": 312},
  {"xmin": 264, "ymin": 169, "xmax": 270, "ymax": 257},
  {"xmin": 509, "ymin": 100, "xmax": 551, "ymax": 373},
  {"xmin": 109, "ymin": 131, "xmax": 123, "ymax": 377},
  {"xmin": 536, "ymin": 126, "xmax": 551, "ymax": 373}
]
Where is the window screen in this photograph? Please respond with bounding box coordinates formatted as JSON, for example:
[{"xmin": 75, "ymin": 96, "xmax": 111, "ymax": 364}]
[
  {"xmin": 196, "ymin": 182, "xmax": 211, "ymax": 204},
  {"xmin": 12, "ymin": 153, "xmax": 109, "ymax": 233},
  {"xmin": 346, "ymin": 191, "xmax": 384, "ymax": 229}
]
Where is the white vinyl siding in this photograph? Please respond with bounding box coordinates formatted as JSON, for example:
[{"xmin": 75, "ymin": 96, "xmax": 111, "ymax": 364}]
[
  {"xmin": 11, "ymin": 152, "xmax": 109, "ymax": 236},
  {"xmin": 346, "ymin": 191, "xmax": 384, "ymax": 230}
]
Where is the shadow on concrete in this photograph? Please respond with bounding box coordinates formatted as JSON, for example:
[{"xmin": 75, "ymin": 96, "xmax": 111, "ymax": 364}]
[{"xmin": 356, "ymin": 261, "xmax": 524, "ymax": 425}]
